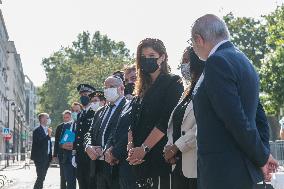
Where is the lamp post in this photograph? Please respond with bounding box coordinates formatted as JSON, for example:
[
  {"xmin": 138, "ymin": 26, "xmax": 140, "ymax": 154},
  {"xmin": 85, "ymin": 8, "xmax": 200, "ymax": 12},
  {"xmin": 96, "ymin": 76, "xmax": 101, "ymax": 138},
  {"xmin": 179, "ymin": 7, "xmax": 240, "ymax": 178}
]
[
  {"xmin": 11, "ymin": 102, "xmax": 16, "ymax": 163},
  {"xmin": 20, "ymin": 114, "xmax": 24, "ymax": 160},
  {"xmin": 5, "ymin": 99, "xmax": 15, "ymax": 167},
  {"xmin": 17, "ymin": 108, "xmax": 21, "ymax": 161}
]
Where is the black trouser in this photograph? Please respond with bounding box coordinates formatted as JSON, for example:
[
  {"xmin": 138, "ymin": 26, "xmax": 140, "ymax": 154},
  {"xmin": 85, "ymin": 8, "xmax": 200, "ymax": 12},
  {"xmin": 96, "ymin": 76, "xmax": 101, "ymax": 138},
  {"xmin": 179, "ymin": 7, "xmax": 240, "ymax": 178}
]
[
  {"xmin": 135, "ymin": 175, "xmax": 170, "ymax": 189},
  {"xmin": 59, "ymin": 164, "xmax": 67, "ymax": 189},
  {"xmin": 63, "ymin": 162, "xmax": 76, "ymax": 189},
  {"xmin": 172, "ymin": 160, "xmax": 197, "ymax": 189},
  {"xmin": 76, "ymin": 161, "xmax": 90, "ymax": 189},
  {"xmin": 33, "ymin": 160, "xmax": 50, "ymax": 189},
  {"xmin": 96, "ymin": 161, "xmax": 120, "ymax": 189},
  {"xmin": 120, "ymin": 176, "xmax": 136, "ymax": 189}
]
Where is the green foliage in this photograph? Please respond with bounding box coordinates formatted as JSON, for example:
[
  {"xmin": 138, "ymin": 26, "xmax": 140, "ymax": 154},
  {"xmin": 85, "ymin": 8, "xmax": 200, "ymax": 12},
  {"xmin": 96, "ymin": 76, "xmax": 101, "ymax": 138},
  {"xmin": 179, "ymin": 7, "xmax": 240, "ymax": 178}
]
[
  {"xmin": 223, "ymin": 7, "xmax": 284, "ymax": 116},
  {"xmin": 260, "ymin": 47, "xmax": 284, "ymax": 115},
  {"xmin": 223, "ymin": 13, "xmax": 269, "ymax": 69},
  {"xmin": 265, "ymin": 5, "xmax": 284, "ymax": 49},
  {"xmin": 37, "ymin": 31, "xmax": 132, "ymax": 130},
  {"xmin": 259, "ymin": 4, "xmax": 284, "ymax": 116},
  {"xmin": 67, "ymin": 57, "xmax": 132, "ymax": 105}
]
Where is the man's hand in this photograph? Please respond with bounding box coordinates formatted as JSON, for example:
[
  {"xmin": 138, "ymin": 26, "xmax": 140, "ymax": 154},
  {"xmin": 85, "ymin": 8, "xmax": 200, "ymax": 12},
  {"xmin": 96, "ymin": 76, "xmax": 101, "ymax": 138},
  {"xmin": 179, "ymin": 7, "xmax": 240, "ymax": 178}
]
[
  {"xmin": 127, "ymin": 142, "xmax": 134, "ymax": 152},
  {"xmin": 168, "ymin": 157, "xmax": 177, "ymax": 165},
  {"xmin": 61, "ymin": 142, "xmax": 73, "ymax": 150},
  {"xmin": 163, "ymin": 144, "xmax": 178, "ymax": 161},
  {"xmin": 261, "ymin": 154, "xmax": 278, "ymax": 182},
  {"xmin": 126, "ymin": 147, "xmax": 146, "ymax": 165},
  {"xmin": 105, "ymin": 147, "xmax": 119, "ymax": 166},
  {"xmin": 86, "ymin": 146, "xmax": 102, "ymax": 160},
  {"xmin": 47, "ymin": 128, "xmax": 52, "ymax": 137}
]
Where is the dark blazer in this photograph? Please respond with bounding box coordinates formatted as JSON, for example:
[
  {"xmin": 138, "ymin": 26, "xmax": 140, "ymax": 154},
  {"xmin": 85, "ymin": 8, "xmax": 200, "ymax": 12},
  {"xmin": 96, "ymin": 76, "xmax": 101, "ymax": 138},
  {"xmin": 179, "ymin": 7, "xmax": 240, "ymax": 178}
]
[
  {"xmin": 85, "ymin": 97, "xmax": 127, "ymax": 177},
  {"xmin": 105, "ymin": 101, "xmax": 134, "ymax": 181},
  {"xmin": 130, "ymin": 74, "xmax": 184, "ymax": 177},
  {"xmin": 31, "ymin": 126, "xmax": 52, "ymax": 163},
  {"xmin": 54, "ymin": 123, "xmax": 64, "ymax": 161},
  {"xmin": 193, "ymin": 41, "xmax": 270, "ymax": 188},
  {"xmin": 256, "ymin": 101, "xmax": 270, "ymax": 150},
  {"xmin": 74, "ymin": 108, "xmax": 96, "ymax": 165}
]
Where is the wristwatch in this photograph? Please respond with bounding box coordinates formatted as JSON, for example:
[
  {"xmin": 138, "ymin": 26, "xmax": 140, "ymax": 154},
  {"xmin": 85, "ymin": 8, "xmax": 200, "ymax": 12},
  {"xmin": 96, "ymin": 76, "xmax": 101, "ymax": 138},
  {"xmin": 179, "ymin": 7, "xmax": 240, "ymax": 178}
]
[{"xmin": 141, "ymin": 143, "xmax": 150, "ymax": 153}]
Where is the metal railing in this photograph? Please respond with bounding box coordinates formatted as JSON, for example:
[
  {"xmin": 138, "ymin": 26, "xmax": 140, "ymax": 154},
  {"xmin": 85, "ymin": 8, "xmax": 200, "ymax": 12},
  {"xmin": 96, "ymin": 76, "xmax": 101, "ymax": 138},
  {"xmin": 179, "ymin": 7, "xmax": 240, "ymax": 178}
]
[{"xmin": 270, "ymin": 140, "xmax": 284, "ymax": 166}]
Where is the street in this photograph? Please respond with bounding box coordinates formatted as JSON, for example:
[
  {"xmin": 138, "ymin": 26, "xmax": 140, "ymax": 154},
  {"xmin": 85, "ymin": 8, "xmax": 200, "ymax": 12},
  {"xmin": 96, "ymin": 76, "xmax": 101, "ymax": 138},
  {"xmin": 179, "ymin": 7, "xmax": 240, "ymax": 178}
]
[{"xmin": 1, "ymin": 165, "xmax": 63, "ymax": 189}]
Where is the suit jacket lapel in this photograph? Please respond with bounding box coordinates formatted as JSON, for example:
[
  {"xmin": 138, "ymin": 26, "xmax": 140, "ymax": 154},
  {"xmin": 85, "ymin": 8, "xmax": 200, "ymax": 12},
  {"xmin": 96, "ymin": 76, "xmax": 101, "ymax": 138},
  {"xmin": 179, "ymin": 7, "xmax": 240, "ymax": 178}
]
[{"xmin": 107, "ymin": 98, "xmax": 126, "ymax": 127}]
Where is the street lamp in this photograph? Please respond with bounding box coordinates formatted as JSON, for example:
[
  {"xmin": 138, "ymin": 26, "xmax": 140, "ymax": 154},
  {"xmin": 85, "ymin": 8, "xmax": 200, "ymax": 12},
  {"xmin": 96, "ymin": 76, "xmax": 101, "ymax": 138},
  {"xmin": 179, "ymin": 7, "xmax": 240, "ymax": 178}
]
[
  {"xmin": 20, "ymin": 114, "xmax": 24, "ymax": 160},
  {"xmin": 11, "ymin": 102, "xmax": 16, "ymax": 163},
  {"xmin": 5, "ymin": 99, "xmax": 15, "ymax": 167},
  {"xmin": 17, "ymin": 108, "xmax": 21, "ymax": 161}
]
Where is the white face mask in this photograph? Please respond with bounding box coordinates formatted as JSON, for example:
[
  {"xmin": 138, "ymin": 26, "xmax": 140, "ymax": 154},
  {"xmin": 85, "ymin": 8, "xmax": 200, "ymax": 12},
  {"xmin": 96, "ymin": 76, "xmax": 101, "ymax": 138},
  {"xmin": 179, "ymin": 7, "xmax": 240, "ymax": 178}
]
[
  {"xmin": 104, "ymin": 88, "xmax": 120, "ymax": 102},
  {"xmin": 90, "ymin": 102, "xmax": 101, "ymax": 111}
]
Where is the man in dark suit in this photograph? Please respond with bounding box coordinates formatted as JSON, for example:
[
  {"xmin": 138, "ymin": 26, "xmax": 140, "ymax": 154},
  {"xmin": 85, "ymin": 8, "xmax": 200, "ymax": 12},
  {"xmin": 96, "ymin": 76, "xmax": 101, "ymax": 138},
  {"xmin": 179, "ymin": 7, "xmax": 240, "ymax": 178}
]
[
  {"xmin": 104, "ymin": 102, "xmax": 136, "ymax": 189},
  {"xmin": 54, "ymin": 110, "xmax": 77, "ymax": 189},
  {"xmin": 190, "ymin": 14, "xmax": 277, "ymax": 188},
  {"xmin": 31, "ymin": 113, "xmax": 52, "ymax": 189},
  {"xmin": 53, "ymin": 115, "xmax": 67, "ymax": 189},
  {"xmin": 85, "ymin": 76, "xmax": 127, "ymax": 189},
  {"xmin": 74, "ymin": 84, "xmax": 96, "ymax": 189}
]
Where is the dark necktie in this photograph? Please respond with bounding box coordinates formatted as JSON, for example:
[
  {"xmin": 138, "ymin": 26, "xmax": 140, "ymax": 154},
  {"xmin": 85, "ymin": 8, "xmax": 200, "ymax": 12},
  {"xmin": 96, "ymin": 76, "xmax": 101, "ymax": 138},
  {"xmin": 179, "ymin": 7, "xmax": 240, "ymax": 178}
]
[{"xmin": 97, "ymin": 104, "xmax": 115, "ymax": 146}]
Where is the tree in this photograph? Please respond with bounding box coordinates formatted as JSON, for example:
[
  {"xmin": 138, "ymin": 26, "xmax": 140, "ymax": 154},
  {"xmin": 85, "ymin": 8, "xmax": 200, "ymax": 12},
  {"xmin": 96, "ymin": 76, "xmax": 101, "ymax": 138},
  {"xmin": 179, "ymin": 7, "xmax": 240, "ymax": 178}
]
[
  {"xmin": 67, "ymin": 57, "xmax": 133, "ymax": 105},
  {"xmin": 37, "ymin": 31, "xmax": 132, "ymax": 130},
  {"xmin": 223, "ymin": 13, "xmax": 269, "ymax": 69},
  {"xmin": 67, "ymin": 31, "xmax": 131, "ymax": 63},
  {"xmin": 37, "ymin": 50, "xmax": 72, "ymax": 128},
  {"xmin": 260, "ymin": 4, "xmax": 284, "ymax": 116}
]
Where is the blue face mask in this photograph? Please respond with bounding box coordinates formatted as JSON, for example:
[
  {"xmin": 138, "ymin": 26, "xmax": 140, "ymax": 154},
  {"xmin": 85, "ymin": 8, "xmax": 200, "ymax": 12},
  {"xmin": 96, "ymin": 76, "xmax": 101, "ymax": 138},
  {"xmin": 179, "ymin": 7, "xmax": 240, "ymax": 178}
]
[
  {"xmin": 71, "ymin": 112, "xmax": 78, "ymax": 121},
  {"xmin": 80, "ymin": 96, "xmax": 90, "ymax": 106}
]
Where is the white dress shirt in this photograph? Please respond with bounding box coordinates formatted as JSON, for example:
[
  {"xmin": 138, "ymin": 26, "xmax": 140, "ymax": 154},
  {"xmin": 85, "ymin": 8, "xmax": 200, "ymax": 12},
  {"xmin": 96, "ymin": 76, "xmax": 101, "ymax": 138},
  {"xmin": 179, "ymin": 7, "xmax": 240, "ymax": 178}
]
[
  {"xmin": 41, "ymin": 125, "xmax": 51, "ymax": 155},
  {"xmin": 101, "ymin": 96, "xmax": 124, "ymax": 147}
]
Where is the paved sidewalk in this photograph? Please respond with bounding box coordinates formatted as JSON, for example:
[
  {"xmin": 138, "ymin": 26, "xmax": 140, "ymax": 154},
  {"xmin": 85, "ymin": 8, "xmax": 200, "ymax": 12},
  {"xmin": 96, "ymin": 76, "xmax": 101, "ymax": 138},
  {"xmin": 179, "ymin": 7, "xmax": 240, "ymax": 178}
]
[{"xmin": 1, "ymin": 165, "xmax": 62, "ymax": 189}]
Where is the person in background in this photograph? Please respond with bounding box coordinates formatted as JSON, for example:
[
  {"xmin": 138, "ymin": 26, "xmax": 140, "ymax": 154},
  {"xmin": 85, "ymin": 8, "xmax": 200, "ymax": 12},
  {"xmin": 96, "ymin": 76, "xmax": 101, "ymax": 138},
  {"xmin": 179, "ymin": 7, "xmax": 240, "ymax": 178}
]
[
  {"xmin": 127, "ymin": 38, "xmax": 184, "ymax": 189},
  {"xmin": 74, "ymin": 84, "xmax": 97, "ymax": 189},
  {"xmin": 124, "ymin": 64, "xmax": 137, "ymax": 100},
  {"xmin": 89, "ymin": 91, "xmax": 107, "ymax": 111},
  {"xmin": 113, "ymin": 70, "xmax": 124, "ymax": 82},
  {"xmin": 70, "ymin": 102, "xmax": 82, "ymax": 122},
  {"xmin": 164, "ymin": 46, "xmax": 204, "ymax": 189},
  {"xmin": 54, "ymin": 110, "xmax": 76, "ymax": 189},
  {"xmin": 53, "ymin": 112, "xmax": 68, "ymax": 189},
  {"xmin": 279, "ymin": 117, "xmax": 284, "ymax": 139},
  {"xmin": 85, "ymin": 76, "xmax": 127, "ymax": 189},
  {"xmin": 31, "ymin": 113, "xmax": 52, "ymax": 189}
]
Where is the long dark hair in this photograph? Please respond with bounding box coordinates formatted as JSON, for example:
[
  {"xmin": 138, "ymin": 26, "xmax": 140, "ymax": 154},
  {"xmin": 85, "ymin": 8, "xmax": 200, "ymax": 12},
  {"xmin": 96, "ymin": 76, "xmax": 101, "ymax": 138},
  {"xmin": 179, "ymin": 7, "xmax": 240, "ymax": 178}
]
[
  {"xmin": 183, "ymin": 46, "xmax": 205, "ymax": 98},
  {"xmin": 135, "ymin": 38, "xmax": 170, "ymax": 97}
]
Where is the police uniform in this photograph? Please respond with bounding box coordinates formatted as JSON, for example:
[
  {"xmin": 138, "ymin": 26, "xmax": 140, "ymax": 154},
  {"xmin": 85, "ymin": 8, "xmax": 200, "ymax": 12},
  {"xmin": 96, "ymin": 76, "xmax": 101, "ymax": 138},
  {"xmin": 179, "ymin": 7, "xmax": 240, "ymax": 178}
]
[{"xmin": 74, "ymin": 84, "xmax": 96, "ymax": 189}]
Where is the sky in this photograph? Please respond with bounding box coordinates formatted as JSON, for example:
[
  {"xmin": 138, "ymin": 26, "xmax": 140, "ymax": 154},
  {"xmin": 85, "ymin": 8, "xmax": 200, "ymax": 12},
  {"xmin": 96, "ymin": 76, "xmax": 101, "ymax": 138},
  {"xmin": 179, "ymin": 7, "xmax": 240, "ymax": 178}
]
[{"xmin": 1, "ymin": 0, "xmax": 283, "ymax": 87}]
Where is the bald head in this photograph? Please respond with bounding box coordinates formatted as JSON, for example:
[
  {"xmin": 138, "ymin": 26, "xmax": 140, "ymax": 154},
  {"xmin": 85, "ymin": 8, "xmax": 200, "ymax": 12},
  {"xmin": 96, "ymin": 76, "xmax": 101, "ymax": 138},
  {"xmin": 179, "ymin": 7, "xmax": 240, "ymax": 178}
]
[
  {"xmin": 192, "ymin": 14, "xmax": 230, "ymax": 45},
  {"xmin": 105, "ymin": 76, "xmax": 124, "ymax": 88}
]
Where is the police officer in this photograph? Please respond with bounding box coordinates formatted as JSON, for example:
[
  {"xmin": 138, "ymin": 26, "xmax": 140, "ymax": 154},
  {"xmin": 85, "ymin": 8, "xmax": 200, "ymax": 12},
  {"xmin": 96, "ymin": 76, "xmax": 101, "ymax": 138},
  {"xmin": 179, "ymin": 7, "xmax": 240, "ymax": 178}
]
[{"xmin": 74, "ymin": 84, "xmax": 96, "ymax": 189}]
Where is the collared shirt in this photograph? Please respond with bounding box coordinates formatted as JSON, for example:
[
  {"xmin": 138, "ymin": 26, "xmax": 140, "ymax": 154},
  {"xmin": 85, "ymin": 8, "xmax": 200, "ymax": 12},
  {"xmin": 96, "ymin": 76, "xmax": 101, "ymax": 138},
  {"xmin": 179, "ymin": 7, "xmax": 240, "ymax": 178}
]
[
  {"xmin": 208, "ymin": 39, "xmax": 229, "ymax": 57},
  {"xmin": 41, "ymin": 125, "xmax": 51, "ymax": 155},
  {"xmin": 100, "ymin": 96, "xmax": 124, "ymax": 147},
  {"xmin": 193, "ymin": 39, "xmax": 229, "ymax": 96}
]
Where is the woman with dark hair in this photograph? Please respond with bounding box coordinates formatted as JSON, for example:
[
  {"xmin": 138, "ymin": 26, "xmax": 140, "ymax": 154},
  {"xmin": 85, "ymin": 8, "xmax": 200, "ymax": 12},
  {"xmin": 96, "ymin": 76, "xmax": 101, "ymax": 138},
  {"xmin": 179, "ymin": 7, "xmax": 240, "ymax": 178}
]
[
  {"xmin": 164, "ymin": 46, "xmax": 204, "ymax": 189},
  {"xmin": 127, "ymin": 38, "xmax": 184, "ymax": 189}
]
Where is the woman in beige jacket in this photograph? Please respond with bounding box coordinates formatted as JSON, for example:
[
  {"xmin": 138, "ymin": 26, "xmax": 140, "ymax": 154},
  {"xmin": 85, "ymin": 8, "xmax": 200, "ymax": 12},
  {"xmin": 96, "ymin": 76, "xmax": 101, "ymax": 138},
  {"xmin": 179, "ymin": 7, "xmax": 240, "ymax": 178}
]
[{"xmin": 164, "ymin": 47, "xmax": 204, "ymax": 189}]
